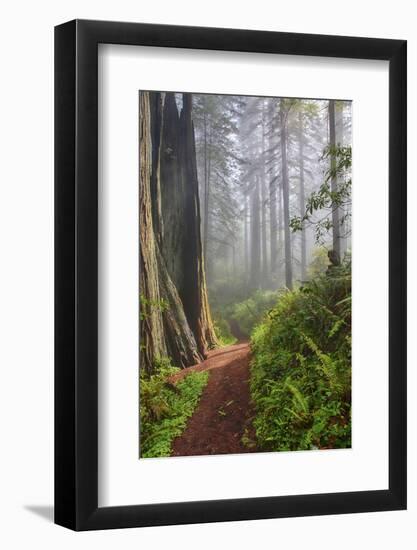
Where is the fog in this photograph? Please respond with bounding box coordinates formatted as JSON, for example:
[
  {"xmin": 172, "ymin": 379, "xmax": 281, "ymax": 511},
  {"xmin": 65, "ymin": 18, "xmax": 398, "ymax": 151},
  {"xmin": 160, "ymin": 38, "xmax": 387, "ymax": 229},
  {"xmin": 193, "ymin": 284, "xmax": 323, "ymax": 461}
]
[{"xmin": 187, "ymin": 93, "xmax": 351, "ymax": 320}]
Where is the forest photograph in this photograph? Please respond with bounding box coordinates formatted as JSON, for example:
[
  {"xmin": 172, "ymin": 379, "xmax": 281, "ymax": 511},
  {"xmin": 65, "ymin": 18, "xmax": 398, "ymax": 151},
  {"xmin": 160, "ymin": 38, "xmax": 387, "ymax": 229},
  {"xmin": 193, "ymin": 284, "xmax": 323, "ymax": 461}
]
[{"xmin": 139, "ymin": 90, "xmax": 352, "ymax": 459}]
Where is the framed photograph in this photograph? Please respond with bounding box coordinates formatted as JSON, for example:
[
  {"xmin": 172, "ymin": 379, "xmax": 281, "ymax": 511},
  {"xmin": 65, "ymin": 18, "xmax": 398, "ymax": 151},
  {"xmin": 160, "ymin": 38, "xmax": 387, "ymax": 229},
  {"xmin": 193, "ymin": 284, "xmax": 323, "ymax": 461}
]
[{"xmin": 55, "ymin": 19, "xmax": 406, "ymax": 530}]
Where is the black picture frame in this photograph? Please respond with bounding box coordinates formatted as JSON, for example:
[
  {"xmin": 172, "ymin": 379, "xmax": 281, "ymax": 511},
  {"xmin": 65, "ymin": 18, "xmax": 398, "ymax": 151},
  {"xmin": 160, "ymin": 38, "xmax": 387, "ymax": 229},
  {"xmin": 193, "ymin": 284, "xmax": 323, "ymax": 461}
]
[{"xmin": 55, "ymin": 19, "xmax": 407, "ymax": 531}]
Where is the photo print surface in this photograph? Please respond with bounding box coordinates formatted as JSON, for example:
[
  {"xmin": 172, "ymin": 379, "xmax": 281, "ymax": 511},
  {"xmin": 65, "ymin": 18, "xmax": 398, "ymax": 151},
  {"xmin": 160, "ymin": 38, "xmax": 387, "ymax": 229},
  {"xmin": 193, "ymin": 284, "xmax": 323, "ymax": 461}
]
[{"xmin": 139, "ymin": 91, "xmax": 352, "ymax": 459}]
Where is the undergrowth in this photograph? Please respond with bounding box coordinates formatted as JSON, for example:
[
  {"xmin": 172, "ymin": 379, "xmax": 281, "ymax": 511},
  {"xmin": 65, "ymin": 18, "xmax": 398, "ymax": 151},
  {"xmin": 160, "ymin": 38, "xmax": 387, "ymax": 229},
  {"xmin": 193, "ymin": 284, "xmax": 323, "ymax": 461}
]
[
  {"xmin": 230, "ymin": 289, "xmax": 280, "ymax": 337},
  {"xmin": 250, "ymin": 261, "xmax": 351, "ymax": 452},
  {"xmin": 213, "ymin": 316, "xmax": 237, "ymax": 346},
  {"xmin": 140, "ymin": 358, "xmax": 209, "ymax": 458}
]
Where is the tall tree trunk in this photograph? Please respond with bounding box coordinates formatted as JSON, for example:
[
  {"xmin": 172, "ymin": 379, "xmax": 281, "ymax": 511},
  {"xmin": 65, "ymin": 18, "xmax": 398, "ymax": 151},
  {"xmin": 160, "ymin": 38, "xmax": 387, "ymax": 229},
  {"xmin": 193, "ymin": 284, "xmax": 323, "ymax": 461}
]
[
  {"xmin": 261, "ymin": 102, "xmax": 268, "ymax": 287},
  {"xmin": 280, "ymin": 102, "xmax": 293, "ymax": 290},
  {"xmin": 139, "ymin": 91, "xmax": 218, "ymax": 372},
  {"xmin": 278, "ymin": 180, "xmax": 283, "ymax": 283},
  {"xmin": 244, "ymin": 194, "xmax": 249, "ymax": 279},
  {"xmin": 148, "ymin": 92, "xmax": 164, "ymax": 246},
  {"xmin": 178, "ymin": 93, "xmax": 218, "ymax": 354},
  {"xmin": 269, "ymin": 129, "xmax": 278, "ymax": 277},
  {"xmin": 335, "ymin": 101, "xmax": 346, "ymax": 258},
  {"xmin": 260, "ymin": 173, "xmax": 267, "ymax": 288},
  {"xmin": 159, "ymin": 93, "xmax": 186, "ymax": 291},
  {"xmin": 156, "ymin": 247, "xmax": 202, "ymax": 368},
  {"xmin": 232, "ymin": 243, "xmax": 236, "ymax": 277},
  {"xmin": 298, "ymin": 110, "xmax": 307, "ymax": 281},
  {"xmin": 250, "ymin": 177, "xmax": 261, "ymax": 289},
  {"xmin": 139, "ymin": 92, "xmax": 167, "ymax": 373},
  {"xmin": 202, "ymin": 105, "xmax": 210, "ymax": 258},
  {"xmin": 329, "ymin": 99, "xmax": 341, "ymax": 262}
]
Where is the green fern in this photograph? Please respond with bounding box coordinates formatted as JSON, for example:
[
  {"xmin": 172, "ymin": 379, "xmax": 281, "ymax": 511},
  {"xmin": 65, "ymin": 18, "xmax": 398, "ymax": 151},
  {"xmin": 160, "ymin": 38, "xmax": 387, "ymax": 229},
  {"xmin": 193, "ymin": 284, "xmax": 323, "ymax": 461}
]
[
  {"xmin": 140, "ymin": 360, "xmax": 209, "ymax": 458},
  {"xmin": 250, "ymin": 260, "xmax": 351, "ymax": 451}
]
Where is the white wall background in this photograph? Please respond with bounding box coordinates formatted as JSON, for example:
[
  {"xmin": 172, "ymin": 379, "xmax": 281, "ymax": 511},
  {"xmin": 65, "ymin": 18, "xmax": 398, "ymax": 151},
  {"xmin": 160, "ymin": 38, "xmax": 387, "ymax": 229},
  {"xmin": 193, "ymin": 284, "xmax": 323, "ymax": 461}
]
[{"xmin": 0, "ymin": 1, "xmax": 414, "ymax": 547}]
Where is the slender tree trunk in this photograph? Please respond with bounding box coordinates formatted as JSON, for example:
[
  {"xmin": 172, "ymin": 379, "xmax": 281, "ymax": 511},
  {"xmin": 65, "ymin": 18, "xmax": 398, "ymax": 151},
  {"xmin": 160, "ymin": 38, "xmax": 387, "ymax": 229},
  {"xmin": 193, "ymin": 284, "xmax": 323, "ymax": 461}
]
[
  {"xmin": 280, "ymin": 102, "xmax": 293, "ymax": 290},
  {"xmin": 261, "ymin": 102, "xmax": 268, "ymax": 287},
  {"xmin": 278, "ymin": 181, "xmax": 283, "ymax": 283},
  {"xmin": 244, "ymin": 195, "xmax": 249, "ymax": 279},
  {"xmin": 260, "ymin": 173, "xmax": 267, "ymax": 288},
  {"xmin": 269, "ymin": 177, "xmax": 277, "ymax": 276},
  {"xmin": 298, "ymin": 111, "xmax": 307, "ymax": 281},
  {"xmin": 250, "ymin": 178, "xmax": 261, "ymax": 289},
  {"xmin": 335, "ymin": 101, "xmax": 346, "ymax": 258},
  {"xmin": 329, "ymin": 99, "xmax": 341, "ymax": 262},
  {"xmin": 269, "ymin": 126, "xmax": 278, "ymax": 277}
]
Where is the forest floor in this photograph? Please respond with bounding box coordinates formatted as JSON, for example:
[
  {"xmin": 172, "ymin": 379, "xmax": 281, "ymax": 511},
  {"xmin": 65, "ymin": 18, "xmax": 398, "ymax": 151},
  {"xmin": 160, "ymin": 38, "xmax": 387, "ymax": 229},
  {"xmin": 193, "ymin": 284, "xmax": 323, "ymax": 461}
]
[{"xmin": 170, "ymin": 343, "xmax": 257, "ymax": 456}]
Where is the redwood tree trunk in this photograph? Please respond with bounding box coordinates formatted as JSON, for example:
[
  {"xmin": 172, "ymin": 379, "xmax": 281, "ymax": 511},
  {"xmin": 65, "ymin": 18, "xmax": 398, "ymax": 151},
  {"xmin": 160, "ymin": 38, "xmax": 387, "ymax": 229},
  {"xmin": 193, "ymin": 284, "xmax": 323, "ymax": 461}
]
[
  {"xmin": 329, "ymin": 99, "xmax": 341, "ymax": 262},
  {"xmin": 139, "ymin": 92, "xmax": 167, "ymax": 373},
  {"xmin": 244, "ymin": 194, "xmax": 249, "ymax": 280},
  {"xmin": 250, "ymin": 177, "xmax": 261, "ymax": 289},
  {"xmin": 261, "ymin": 103, "xmax": 268, "ymax": 287},
  {"xmin": 280, "ymin": 102, "xmax": 293, "ymax": 290},
  {"xmin": 298, "ymin": 110, "xmax": 307, "ymax": 282},
  {"xmin": 139, "ymin": 91, "xmax": 218, "ymax": 373},
  {"xmin": 179, "ymin": 93, "xmax": 218, "ymax": 355}
]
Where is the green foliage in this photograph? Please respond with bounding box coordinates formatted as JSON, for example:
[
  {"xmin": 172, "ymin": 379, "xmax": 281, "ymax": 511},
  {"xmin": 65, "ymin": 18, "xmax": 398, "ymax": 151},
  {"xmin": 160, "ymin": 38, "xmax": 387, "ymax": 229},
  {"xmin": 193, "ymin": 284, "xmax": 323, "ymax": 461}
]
[
  {"xmin": 230, "ymin": 290, "xmax": 280, "ymax": 337},
  {"xmin": 139, "ymin": 293, "xmax": 170, "ymax": 321},
  {"xmin": 308, "ymin": 246, "xmax": 330, "ymax": 278},
  {"xmin": 290, "ymin": 145, "xmax": 352, "ymax": 244},
  {"xmin": 250, "ymin": 262, "xmax": 351, "ymax": 452},
  {"xmin": 213, "ymin": 316, "xmax": 237, "ymax": 346},
  {"xmin": 140, "ymin": 358, "xmax": 209, "ymax": 458},
  {"xmin": 208, "ymin": 278, "xmax": 278, "ymax": 341}
]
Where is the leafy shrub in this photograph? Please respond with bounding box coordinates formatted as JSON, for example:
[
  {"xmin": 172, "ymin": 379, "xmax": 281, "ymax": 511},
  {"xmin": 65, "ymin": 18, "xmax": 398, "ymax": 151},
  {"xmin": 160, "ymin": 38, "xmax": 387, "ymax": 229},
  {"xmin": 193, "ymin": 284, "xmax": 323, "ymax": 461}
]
[
  {"xmin": 231, "ymin": 290, "xmax": 280, "ymax": 337},
  {"xmin": 250, "ymin": 262, "xmax": 351, "ymax": 452},
  {"xmin": 213, "ymin": 316, "xmax": 237, "ymax": 346},
  {"xmin": 308, "ymin": 246, "xmax": 330, "ymax": 278},
  {"xmin": 140, "ymin": 358, "xmax": 209, "ymax": 458}
]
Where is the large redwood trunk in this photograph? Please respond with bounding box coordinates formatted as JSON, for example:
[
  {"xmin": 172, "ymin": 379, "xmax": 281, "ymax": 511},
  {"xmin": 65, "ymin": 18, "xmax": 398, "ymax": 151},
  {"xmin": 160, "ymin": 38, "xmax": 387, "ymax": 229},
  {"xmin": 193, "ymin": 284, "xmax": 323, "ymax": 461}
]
[
  {"xmin": 179, "ymin": 93, "xmax": 218, "ymax": 355},
  {"xmin": 139, "ymin": 91, "xmax": 218, "ymax": 373},
  {"xmin": 139, "ymin": 92, "xmax": 167, "ymax": 372}
]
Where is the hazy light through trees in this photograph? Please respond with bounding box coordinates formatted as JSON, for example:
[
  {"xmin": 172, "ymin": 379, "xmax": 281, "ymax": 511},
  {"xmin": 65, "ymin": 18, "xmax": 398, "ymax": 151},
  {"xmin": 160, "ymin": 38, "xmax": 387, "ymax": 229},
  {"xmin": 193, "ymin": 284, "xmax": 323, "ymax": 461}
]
[{"xmin": 190, "ymin": 93, "xmax": 352, "ymax": 299}]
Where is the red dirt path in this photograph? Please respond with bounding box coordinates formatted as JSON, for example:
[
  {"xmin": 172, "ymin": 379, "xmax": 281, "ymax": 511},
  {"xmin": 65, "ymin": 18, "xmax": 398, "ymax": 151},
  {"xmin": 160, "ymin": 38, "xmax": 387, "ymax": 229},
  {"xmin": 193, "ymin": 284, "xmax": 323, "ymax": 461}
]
[{"xmin": 170, "ymin": 343, "xmax": 257, "ymax": 457}]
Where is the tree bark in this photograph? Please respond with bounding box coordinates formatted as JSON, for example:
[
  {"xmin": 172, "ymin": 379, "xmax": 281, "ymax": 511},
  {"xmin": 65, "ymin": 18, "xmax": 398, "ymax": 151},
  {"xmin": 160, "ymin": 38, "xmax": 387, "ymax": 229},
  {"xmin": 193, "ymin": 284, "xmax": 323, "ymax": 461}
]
[
  {"xmin": 244, "ymin": 194, "xmax": 249, "ymax": 280},
  {"xmin": 261, "ymin": 102, "xmax": 268, "ymax": 287},
  {"xmin": 179, "ymin": 93, "xmax": 218, "ymax": 354},
  {"xmin": 139, "ymin": 92, "xmax": 167, "ymax": 373},
  {"xmin": 156, "ymin": 247, "xmax": 202, "ymax": 368},
  {"xmin": 298, "ymin": 110, "xmax": 307, "ymax": 281},
  {"xmin": 329, "ymin": 100, "xmax": 341, "ymax": 262},
  {"xmin": 280, "ymin": 102, "xmax": 293, "ymax": 290},
  {"xmin": 149, "ymin": 92, "xmax": 164, "ymax": 245},
  {"xmin": 278, "ymin": 180, "xmax": 283, "ymax": 283},
  {"xmin": 269, "ymin": 129, "xmax": 278, "ymax": 277},
  {"xmin": 335, "ymin": 101, "xmax": 346, "ymax": 258},
  {"xmin": 250, "ymin": 177, "xmax": 261, "ymax": 289},
  {"xmin": 202, "ymin": 105, "xmax": 210, "ymax": 258},
  {"xmin": 139, "ymin": 91, "xmax": 218, "ymax": 373}
]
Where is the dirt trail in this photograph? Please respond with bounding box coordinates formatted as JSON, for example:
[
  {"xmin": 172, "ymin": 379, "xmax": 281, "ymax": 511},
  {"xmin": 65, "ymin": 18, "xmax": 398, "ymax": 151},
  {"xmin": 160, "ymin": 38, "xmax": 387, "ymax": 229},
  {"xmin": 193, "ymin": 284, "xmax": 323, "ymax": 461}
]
[{"xmin": 170, "ymin": 343, "xmax": 257, "ymax": 457}]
